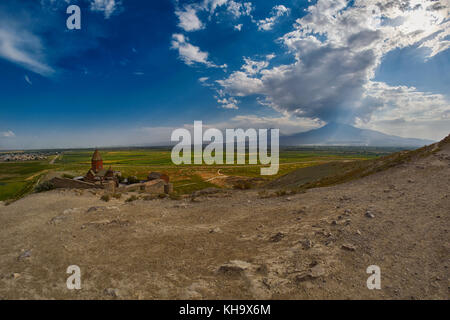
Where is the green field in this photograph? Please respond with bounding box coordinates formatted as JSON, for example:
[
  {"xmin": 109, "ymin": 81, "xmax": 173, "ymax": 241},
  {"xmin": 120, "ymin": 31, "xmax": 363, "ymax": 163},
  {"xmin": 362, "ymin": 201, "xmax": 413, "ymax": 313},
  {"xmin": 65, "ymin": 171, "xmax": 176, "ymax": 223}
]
[{"xmin": 0, "ymin": 147, "xmax": 399, "ymax": 201}]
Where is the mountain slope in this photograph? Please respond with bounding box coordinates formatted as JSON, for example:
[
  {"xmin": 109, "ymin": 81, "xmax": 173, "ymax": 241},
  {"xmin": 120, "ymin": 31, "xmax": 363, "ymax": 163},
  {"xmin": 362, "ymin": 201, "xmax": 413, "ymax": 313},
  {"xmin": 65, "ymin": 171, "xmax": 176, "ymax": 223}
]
[
  {"xmin": 271, "ymin": 133, "xmax": 449, "ymax": 190},
  {"xmin": 281, "ymin": 123, "xmax": 434, "ymax": 147}
]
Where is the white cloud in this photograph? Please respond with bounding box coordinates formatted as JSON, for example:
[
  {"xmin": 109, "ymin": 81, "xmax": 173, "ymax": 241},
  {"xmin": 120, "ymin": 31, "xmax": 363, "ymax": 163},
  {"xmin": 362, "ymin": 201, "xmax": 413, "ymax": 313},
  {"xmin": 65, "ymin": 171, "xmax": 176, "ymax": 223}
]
[
  {"xmin": 90, "ymin": 0, "xmax": 122, "ymax": 19},
  {"xmin": 217, "ymin": 97, "xmax": 239, "ymax": 109},
  {"xmin": 176, "ymin": 5, "xmax": 204, "ymax": 32},
  {"xmin": 257, "ymin": 5, "xmax": 290, "ymax": 31},
  {"xmin": 0, "ymin": 28, "xmax": 54, "ymax": 76},
  {"xmin": 175, "ymin": 1, "xmax": 253, "ymax": 32},
  {"xmin": 171, "ymin": 33, "xmax": 214, "ymax": 67},
  {"xmin": 199, "ymin": 77, "xmax": 209, "ymax": 82},
  {"xmin": 171, "ymin": 33, "xmax": 225, "ymax": 68},
  {"xmin": 362, "ymin": 81, "xmax": 449, "ymax": 122},
  {"xmin": 234, "ymin": 24, "xmax": 243, "ymax": 31},
  {"xmin": 24, "ymin": 75, "xmax": 32, "ymax": 85},
  {"xmin": 204, "ymin": 114, "xmax": 323, "ymax": 135},
  {"xmin": 217, "ymin": 0, "xmax": 450, "ymax": 128},
  {"xmin": 226, "ymin": 1, "xmax": 253, "ymax": 19},
  {"xmin": 241, "ymin": 57, "xmax": 269, "ymax": 75},
  {"xmin": 1, "ymin": 130, "xmax": 15, "ymax": 138}
]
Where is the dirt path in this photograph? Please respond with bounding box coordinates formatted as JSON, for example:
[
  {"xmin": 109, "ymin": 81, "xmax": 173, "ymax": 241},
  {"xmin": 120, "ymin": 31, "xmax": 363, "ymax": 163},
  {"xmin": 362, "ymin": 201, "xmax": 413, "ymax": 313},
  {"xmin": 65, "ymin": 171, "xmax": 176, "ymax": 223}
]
[{"xmin": 49, "ymin": 154, "xmax": 61, "ymax": 165}]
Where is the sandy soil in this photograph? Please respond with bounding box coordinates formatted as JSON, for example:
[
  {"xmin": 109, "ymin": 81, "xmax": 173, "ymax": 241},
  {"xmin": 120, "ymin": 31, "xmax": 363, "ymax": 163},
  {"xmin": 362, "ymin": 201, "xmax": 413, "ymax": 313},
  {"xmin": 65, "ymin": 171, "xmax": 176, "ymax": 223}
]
[{"xmin": 0, "ymin": 143, "xmax": 449, "ymax": 300}]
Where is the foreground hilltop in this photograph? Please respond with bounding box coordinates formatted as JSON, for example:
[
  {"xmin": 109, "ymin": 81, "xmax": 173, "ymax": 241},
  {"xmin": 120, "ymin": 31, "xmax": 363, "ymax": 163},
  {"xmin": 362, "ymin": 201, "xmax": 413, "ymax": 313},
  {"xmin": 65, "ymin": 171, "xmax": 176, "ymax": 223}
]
[{"xmin": 0, "ymin": 135, "xmax": 449, "ymax": 299}]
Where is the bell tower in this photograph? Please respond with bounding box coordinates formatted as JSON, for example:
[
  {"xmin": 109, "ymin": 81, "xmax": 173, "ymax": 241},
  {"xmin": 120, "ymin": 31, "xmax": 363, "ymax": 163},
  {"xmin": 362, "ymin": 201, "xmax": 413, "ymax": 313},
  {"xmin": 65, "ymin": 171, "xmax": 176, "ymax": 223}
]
[{"xmin": 91, "ymin": 149, "xmax": 103, "ymax": 173}]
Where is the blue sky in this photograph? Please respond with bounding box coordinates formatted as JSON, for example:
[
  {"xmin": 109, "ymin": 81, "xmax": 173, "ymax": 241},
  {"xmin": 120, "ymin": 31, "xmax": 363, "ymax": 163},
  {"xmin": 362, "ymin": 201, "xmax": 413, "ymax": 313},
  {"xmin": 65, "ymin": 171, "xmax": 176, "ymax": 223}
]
[{"xmin": 0, "ymin": 0, "xmax": 449, "ymax": 149}]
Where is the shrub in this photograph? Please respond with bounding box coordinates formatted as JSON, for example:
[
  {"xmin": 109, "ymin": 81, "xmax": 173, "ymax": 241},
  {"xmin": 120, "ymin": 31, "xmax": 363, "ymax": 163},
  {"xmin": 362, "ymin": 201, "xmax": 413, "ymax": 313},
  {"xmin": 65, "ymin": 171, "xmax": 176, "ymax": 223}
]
[
  {"xmin": 158, "ymin": 193, "xmax": 167, "ymax": 199},
  {"xmin": 127, "ymin": 176, "xmax": 139, "ymax": 185},
  {"xmin": 169, "ymin": 193, "xmax": 181, "ymax": 200},
  {"xmin": 275, "ymin": 190, "xmax": 287, "ymax": 197},
  {"xmin": 258, "ymin": 190, "xmax": 272, "ymax": 199},
  {"xmin": 112, "ymin": 193, "xmax": 122, "ymax": 199},
  {"xmin": 35, "ymin": 181, "xmax": 55, "ymax": 193},
  {"xmin": 100, "ymin": 194, "xmax": 110, "ymax": 202},
  {"xmin": 233, "ymin": 181, "xmax": 252, "ymax": 190}
]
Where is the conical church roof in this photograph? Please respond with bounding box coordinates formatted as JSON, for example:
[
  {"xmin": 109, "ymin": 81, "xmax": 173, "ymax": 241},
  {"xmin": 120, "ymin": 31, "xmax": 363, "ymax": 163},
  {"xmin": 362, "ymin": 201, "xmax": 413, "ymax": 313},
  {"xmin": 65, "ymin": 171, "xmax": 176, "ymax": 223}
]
[{"xmin": 92, "ymin": 149, "xmax": 102, "ymax": 161}]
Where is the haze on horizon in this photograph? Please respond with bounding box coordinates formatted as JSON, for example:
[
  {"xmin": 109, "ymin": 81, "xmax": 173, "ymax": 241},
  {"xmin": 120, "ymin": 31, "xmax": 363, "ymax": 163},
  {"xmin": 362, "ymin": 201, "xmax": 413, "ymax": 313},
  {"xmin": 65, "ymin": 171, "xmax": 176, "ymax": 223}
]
[{"xmin": 0, "ymin": 0, "xmax": 449, "ymax": 150}]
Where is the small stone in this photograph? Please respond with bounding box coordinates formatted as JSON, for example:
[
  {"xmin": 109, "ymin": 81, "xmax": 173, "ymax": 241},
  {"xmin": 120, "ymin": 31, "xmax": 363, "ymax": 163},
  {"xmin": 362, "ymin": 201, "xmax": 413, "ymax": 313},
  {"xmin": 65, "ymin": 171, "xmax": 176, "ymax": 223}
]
[
  {"xmin": 408, "ymin": 179, "xmax": 415, "ymax": 183},
  {"xmin": 286, "ymin": 197, "xmax": 292, "ymax": 201},
  {"xmin": 365, "ymin": 211, "xmax": 375, "ymax": 218},
  {"xmin": 17, "ymin": 250, "xmax": 32, "ymax": 261},
  {"xmin": 12, "ymin": 273, "xmax": 21, "ymax": 279},
  {"xmin": 356, "ymin": 230, "xmax": 362, "ymax": 235},
  {"xmin": 104, "ymin": 288, "xmax": 120, "ymax": 297},
  {"xmin": 344, "ymin": 209, "xmax": 352, "ymax": 214},
  {"xmin": 269, "ymin": 232, "xmax": 285, "ymax": 242},
  {"xmin": 310, "ymin": 265, "xmax": 326, "ymax": 277},
  {"xmin": 295, "ymin": 265, "xmax": 326, "ymax": 283},
  {"xmin": 302, "ymin": 239, "xmax": 313, "ymax": 249},
  {"xmin": 209, "ymin": 227, "xmax": 221, "ymax": 234},
  {"xmin": 49, "ymin": 216, "xmax": 67, "ymax": 225},
  {"xmin": 344, "ymin": 219, "xmax": 351, "ymax": 226},
  {"xmin": 341, "ymin": 244, "xmax": 356, "ymax": 251},
  {"xmin": 87, "ymin": 206, "xmax": 100, "ymax": 213},
  {"xmin": 218, "ymin": 260, "xmax": 252, "ymax": 276},
  {"xmin": 331, "ymin": 220, "xmax": 338, "ymax": 225}
]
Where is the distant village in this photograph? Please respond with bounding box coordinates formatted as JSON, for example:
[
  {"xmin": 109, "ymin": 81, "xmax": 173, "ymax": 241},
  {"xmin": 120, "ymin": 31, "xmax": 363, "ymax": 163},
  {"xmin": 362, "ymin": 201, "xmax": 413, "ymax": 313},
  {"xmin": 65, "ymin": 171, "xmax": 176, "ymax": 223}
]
[{"xmin": 0, "ymin": 151, "xmax": 58, "ymax": 162}]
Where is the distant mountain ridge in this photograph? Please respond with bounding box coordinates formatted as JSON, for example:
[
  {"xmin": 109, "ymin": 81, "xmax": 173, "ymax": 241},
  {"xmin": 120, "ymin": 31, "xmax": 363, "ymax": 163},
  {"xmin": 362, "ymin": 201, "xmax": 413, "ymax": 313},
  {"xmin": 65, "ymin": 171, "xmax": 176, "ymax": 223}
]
[{"xmin": 280, "ymin": 123, "xmax": 434, "ymax": 147}]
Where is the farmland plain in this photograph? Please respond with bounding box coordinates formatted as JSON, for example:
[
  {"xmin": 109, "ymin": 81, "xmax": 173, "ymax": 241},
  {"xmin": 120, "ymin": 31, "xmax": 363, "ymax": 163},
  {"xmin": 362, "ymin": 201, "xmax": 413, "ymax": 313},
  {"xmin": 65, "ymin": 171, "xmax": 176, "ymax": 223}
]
[{"xmin": 0, "ymin": 147, "xmax": 400, "ymax": 201}]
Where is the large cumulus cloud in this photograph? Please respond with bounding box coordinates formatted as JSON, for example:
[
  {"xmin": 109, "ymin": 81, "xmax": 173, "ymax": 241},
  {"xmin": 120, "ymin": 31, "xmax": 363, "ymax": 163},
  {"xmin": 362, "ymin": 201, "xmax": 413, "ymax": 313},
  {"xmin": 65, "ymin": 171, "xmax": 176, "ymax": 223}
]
[{"xmin": 216, "ymin": 0, "xmax": 450, "ymax": 126}]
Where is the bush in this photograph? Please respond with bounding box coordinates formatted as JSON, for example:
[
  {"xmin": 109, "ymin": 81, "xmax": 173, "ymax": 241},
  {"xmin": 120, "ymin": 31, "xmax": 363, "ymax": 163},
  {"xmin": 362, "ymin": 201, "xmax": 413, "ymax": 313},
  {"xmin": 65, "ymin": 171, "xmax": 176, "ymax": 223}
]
[
  {"xmin": 275, "ymin": 190, "xmax": 287, "ymax": 197},
  {"xmin": 35, "ymin": 181, "xmax": 55, "ymax": 193},
  {"xmin": 233, "ymin": 181, "xmax": 252, "ymax": 190},
  {"xmin": 127, "ymin": 176, "xmax": 139, "ymax": 185},
  {"xmin": 169, "ymin": 193, "xmax": 182, "ymax": 200},
  {"xmin": 158, "ymin": 193, "xmax": 167, "ymax": 199},
  {"xmin": 112, "ymin": 193, "xmax": 122, "ymax": 199},
  {"xmin": 258, "ymin": 190, "xmax": 271, "ymax": 199},
  {"xmin": 100, "ymin": 194, "xmax": 110, "ymax": 202}
]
